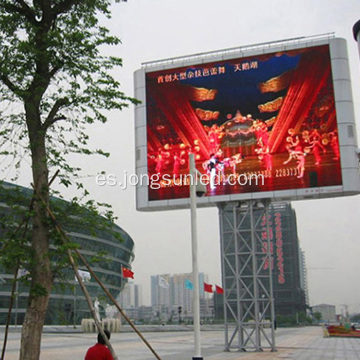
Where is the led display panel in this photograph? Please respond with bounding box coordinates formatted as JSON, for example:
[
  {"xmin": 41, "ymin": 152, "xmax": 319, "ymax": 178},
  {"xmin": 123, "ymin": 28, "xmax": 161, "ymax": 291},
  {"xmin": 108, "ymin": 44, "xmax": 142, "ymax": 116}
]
[{"xmin": 134, "ymin": 38, "xmax": 360, "ymax": 210}]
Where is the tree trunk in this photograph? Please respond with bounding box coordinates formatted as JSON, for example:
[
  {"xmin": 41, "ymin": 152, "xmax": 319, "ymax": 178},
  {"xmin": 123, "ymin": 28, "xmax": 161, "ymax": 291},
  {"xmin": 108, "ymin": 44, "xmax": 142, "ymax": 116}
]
[{"xmin": 19, "ymin": 104, "xmax": 53, "ymax": 360}]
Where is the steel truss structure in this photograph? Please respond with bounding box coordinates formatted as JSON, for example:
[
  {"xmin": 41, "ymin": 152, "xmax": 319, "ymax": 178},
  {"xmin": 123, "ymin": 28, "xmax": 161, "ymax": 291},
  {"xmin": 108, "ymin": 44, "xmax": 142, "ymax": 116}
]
[{"xmin": 219, "ymin": 200, "xmax": 276, "ymax": 352}]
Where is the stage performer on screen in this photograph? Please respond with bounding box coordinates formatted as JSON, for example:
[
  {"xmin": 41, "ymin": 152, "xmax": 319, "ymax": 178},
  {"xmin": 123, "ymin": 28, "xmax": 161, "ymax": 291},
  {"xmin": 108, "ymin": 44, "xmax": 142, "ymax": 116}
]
[
  {"xmin": 283, "ymin": 132, "xmax": 308, "ymax": 178},
  {"xmin": 283, "ymin": 134, "xmax": 301, "ymax": 165},
  {"xmin": 229, "ymin": 156, "xmax": 237, "ymax": 176},
  {"xmin": 296, "ymin": 151, "xmax": 306, "ymax": 178},
  {"xmin": 284, "ymin": 146, "xmax": 307, "ymax": 178},
  {"xmin": 172, "ymin": 152, "xmax": 181, "ymax": 179},
  {"xmin": 207, "ymin": 124, "xmax": 224, "ymax": 154},
  {"xmin": 329, "ymin": 131, "xmax": 340, "ymax": 160},
  {"xmin": 263, "ymin": 147, "xmax": 273, "ymax": 172},
  {"xmin": 155, "ymin": 152, "xmax": 165, "ymax": 175},
  {"xmin": 207, "ymin": 153, "xmax": 222, "ymax": 190},
  {"xmin": 255, "ymin": 146, "xmax": 273, "ymax": 173},
  {"xmin": 222, "ymin": 153, "xmax": 244, "ymax": 183},
  {"xmin": 215, "ymin": 151, "xmax": 226, "ymax": 183},
  {"xmin": 254, "ymin": 120, "xmax": 270, "ymax": 148},
  {"xmin": 308, "ymin": 129, "xmax": 326, "ymax": 165}
]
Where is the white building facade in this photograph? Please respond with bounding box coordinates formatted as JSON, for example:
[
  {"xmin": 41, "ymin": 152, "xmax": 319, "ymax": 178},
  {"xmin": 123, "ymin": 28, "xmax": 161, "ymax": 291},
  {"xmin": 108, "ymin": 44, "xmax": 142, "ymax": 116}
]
[{"xmin": 151, "ymin": 272, "xmax": 213, "ymax": 321}]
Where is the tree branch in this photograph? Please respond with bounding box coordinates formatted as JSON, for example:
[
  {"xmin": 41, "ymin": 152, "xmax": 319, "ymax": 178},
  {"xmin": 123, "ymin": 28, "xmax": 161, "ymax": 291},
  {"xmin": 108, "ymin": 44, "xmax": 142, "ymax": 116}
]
[
  {"xmin": 15, "ymin": 0, "xmax": 34, "ymax": 13},
  {"xmin": 0, "ymin": 74, "xmax": 24, "ymax": 98},
  {"xmin": 2, "ymin": 0, "xmax": 37, "ymax": 24},
  {"xmin": 49, "ymin": 63, "xmax": 64, "ymax": 78},
  {"xmin": 42, "ymin": 98, "xmax": 69, "ymax": 130},
  {"xmin": 52, "ymin": 0, "xmax": 83, "ymax": 17}
]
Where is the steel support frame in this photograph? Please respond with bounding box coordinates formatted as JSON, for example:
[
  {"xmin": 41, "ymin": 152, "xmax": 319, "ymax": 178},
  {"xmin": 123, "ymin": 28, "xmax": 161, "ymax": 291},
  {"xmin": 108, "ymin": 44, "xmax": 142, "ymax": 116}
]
[{"xmin": 219, "ymin": 200, "xmax": 276, "ymax": 352}]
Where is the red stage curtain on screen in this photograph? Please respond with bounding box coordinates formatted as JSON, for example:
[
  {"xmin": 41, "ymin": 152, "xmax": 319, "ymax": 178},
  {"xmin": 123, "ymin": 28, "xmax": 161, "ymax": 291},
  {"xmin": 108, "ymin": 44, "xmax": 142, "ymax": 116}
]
[
  {"xmin": 268, "ymin": 47, "xmax": 335, "ymax": 153},
  {"xmin": 122, "ymin": 266, "xmax": 134, "ymax": 279},
  {"xmin": 204, "ymin": 282, "xmax": 213, "ymax": 293},
  {"xmin": 147, "ymin": 82, "xmax": 211, "ymax": 159},
  {"xmin": 147, "ymin": 126, "xmax": 163, "ymax": 153}
]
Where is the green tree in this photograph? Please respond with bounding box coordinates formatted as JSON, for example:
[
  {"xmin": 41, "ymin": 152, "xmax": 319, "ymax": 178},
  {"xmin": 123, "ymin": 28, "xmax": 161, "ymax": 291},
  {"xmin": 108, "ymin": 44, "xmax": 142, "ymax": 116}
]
[
  {"xmin": 314, "ymin": 311, "xmax": 322, "ymax": 322},
  {"xmin": 297, "ymin": 311, "xmax": 313, "ymax": 325},
  {"xmin": 0, "ymin": 1, "xmax": 136, "ymax": 359}
]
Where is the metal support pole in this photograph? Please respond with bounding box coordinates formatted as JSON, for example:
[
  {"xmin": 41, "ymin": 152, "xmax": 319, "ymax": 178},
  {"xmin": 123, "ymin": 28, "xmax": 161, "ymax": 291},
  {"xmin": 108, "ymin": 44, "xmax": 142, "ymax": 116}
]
[
  {"xmin": 189, "ymin": 153, "xmax": 203, "ymax": 360},
  {"xmin": 218, "ymin": 205, "xmax": 229, "ymax": 351},
  {"xmin": 250, "ymin": 201, "xmax": 261, "ymax": 351},
  {"xmin": 219, "ymin": 200, "xmax": 276, "ymax": 352},
  {"xmin": 233, "ymin": 203, "xmax": 243, "ymax": 350},
  {"xmin": 265, "ymin": 203, "xmax": 276, "ymax": 351}
]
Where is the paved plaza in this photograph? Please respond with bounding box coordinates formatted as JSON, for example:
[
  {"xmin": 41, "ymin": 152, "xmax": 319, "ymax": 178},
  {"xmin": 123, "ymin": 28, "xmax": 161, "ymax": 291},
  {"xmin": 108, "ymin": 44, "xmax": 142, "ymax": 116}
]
[{"xmin": 1, "ymin": 326, "xmax": 360, "ymax": 359}]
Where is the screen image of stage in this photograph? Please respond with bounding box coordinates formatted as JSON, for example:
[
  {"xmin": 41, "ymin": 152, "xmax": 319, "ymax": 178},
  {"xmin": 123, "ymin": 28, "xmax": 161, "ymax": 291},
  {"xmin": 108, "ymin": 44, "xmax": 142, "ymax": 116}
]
[{"xmin": 145, "ymin": 44, "xmax": 342, "ymax": 201}]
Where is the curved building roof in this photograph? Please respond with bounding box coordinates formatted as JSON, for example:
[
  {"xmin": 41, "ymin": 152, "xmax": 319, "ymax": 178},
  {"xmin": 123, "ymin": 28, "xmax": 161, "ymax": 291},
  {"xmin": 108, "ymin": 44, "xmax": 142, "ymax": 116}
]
[{"xmin": 0, "ymin": 181, "xmax": 135, "ymax": 325}]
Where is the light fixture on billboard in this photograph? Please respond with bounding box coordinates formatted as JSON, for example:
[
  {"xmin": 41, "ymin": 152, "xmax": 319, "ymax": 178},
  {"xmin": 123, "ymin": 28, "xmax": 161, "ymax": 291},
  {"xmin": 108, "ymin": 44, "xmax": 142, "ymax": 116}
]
[
  {"xmin": 195, "ymin": 182, "xmax": 206, "ymax": 198},
  {"xmin": 355, "ymin": 148, "xmax": 360, "ymax": 161},
  {"xmin": 353, "ymin": 19, "xmax": 360, "ymax": 54}
]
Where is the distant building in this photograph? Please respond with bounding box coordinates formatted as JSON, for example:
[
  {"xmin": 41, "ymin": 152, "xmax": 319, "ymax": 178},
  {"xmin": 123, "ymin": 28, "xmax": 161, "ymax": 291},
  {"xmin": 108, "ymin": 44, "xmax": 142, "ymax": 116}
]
[
  {"xmin": 118, "ymin": 281, "xmax": 142, "ymax": 310},
  {"xmin": 299, "ymin": 248, "xmax": 309, "ymax": 306},
  {"xmin": 151, "ymin": 272, "xmax": 213, "ymax": 322},
  {"xmin": 215, "ymin": 202, "xmax": 307, "ymax": 320},
  {"xmin": 312, "ymin": 304, "xmax": 336, "ymax": 323},
  {"xmin": 151, "ymin": 274, "xmax": 172, "ymax": 318},
  {"xmin": 137, "ymin": 306, "xmax": 154, "ymax": 323},
  {"xmin": 0, "ymin": 181, "xmax": 135, "ymax": 326},
  {"xmin": 269, "ymin": 203, "xmax": 307, "ymax": 315}
]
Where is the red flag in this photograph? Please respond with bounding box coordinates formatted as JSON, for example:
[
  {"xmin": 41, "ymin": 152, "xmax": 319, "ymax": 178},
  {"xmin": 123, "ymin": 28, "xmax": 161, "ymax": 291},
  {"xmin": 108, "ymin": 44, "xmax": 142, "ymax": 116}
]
[
  {"xmin": 215, "ymin": 285, "xmax": 224, "ymax": 294},
  {"xmin": 122, "ymin": 266, "xmax": 134, "ymax": 279},
  {"xmin": 204, "ymin": 282, "xmax": 213, "ymax": 293}
]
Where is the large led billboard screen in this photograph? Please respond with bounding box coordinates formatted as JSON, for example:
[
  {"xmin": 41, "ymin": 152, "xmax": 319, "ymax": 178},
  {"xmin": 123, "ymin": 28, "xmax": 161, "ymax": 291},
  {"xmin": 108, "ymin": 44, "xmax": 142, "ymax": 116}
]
[{"xmin": 134, "ymin": 37, "xmax": 360, "ymax": 211}]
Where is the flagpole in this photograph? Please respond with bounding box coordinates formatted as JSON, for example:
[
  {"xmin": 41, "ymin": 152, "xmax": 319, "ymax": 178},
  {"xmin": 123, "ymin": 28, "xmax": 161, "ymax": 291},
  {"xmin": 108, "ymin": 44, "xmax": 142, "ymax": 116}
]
[{"xmin": 189, "ymin": 153, "xmax": 203, "ymax": 360}]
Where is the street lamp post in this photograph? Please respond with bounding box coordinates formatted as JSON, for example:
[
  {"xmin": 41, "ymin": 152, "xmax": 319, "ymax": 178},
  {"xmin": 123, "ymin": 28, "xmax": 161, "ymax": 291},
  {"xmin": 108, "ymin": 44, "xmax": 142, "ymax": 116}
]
[{"xmin": 189, "ymin": 153, "xmax": 203, "ymax": 360}]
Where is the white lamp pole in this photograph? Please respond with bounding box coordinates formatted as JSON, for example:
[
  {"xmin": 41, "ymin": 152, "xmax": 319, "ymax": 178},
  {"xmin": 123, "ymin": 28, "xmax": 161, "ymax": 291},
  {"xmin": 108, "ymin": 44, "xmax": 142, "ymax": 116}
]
[{"xmin": 189, "ymin": 153, "xmax": 203, "ymax": 360}]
